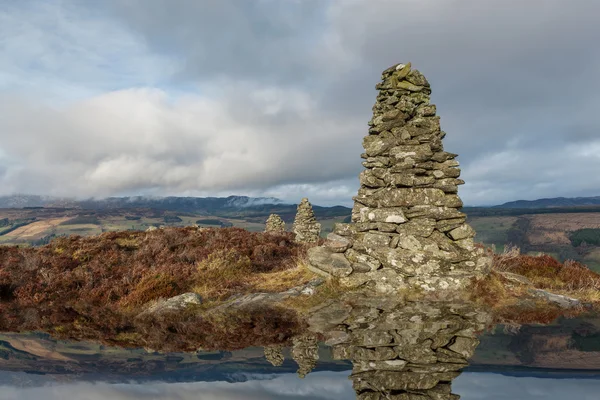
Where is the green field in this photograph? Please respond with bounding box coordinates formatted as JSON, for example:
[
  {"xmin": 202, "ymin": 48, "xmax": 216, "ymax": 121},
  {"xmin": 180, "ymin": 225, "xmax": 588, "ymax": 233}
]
[{"xmin": 468, "ymin": 216, "xmax": 518, "ymax": 250}]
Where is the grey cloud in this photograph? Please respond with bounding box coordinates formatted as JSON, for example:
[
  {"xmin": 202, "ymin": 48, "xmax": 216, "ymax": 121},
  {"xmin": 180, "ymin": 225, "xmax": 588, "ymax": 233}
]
[
  {"xmin": 454, "ymin": 372, "xmax": 600, "ymax": 399},
  {"xmin": 0, "ymin": 371, "xmax": 355, "ymax": 400},
  {"xmin": 103, "ymin": 0, "xmax": 332, "ymax": 87},
  {"xmin": 1, "ymin": 0, "xmax": 599, "ymax": 205}
]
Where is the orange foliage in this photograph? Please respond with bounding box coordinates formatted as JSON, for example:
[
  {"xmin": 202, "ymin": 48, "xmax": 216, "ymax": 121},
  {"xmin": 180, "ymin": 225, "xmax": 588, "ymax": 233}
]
[
  {"xmin": 0, "ymin": 227, "xmax": 308, "ymax": 342},
  {"xmin": 493, "ymin": 253, "xmax": 600, "ymax": 292}
]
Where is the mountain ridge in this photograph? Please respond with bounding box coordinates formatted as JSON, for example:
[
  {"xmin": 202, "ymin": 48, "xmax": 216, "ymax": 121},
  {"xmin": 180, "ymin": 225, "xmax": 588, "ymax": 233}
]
[{"xmin": 494, "ymin": 196, "xmax": 600, "ymax": 209}]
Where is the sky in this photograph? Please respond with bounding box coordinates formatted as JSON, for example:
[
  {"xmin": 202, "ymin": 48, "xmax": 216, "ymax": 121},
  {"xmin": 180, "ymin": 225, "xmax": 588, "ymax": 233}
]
[
  {"xmin": 1, "ymin": 0, "xmax": 599, "ymax": 207},
  {"xmin": 2, "ymin": 371, "xmax": 600, "ymax": 400}
]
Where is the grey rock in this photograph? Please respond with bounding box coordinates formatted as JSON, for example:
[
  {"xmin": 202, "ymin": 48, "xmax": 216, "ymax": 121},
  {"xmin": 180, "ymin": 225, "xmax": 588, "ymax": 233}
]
[
  {"xmin": 529, "ymin": 289, "xmax": 581, "ymax": 308},
  {"xmin": 325, "ymin": 233, "xmax": 352, "ymax": 253},
  {"xmin": 447, "ymin": 337, "xmax": 480, "ymax": 358},
  {"xmin": 499, "ymin": 271, "xmax": 532, "ymax": 286},
  {"xmin": 139, "ymin": 293, "xmax": 202, "ymax": 316},
  {"xmin": 307, "ymin": 246, "xmax": 353, "ymax": 277},
  {"xmin": 447, "ymin": 224, "xmax": 475, "ymax": 240}
]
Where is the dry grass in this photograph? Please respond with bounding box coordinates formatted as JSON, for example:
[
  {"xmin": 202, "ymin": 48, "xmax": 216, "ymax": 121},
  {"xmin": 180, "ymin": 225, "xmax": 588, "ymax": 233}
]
[
  {"xmin": 0, "ymin": 227, "xmax": 311, "ymax": 339},
  {"xmin": 469, "ymin": 244, "xmax": 600, "ymax": 324},
  {"xmin": 192, "ymin": 249, "xmax": 254, "ymax": 300},
  {"xmin": 493, "ymin": 245, "xmax": 600, "ymax": 294},
  {"xmin": 3, "ymin": 217, "xmax": 70, "ymax": 238},
  {"xmin": 281, "ymin": 277, "xmax": 345, "ymax": 315},
  {"xmin": 250, "ymin": 260, "xmax": 316, "ymax": 293}
]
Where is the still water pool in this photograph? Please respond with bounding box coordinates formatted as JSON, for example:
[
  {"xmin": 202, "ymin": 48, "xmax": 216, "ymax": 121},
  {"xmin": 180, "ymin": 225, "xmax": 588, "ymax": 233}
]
[{"xmin": 1, "ymin": 296, "xmax": 599, "ymax": 399}]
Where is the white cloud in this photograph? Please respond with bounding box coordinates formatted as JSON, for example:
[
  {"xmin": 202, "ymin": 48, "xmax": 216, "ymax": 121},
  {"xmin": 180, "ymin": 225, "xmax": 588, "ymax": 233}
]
[
  {"xmin": 1, "ymin": 0, "xmax": 600, "ymax": 205},
  {"xmin": 455, "ymin": 372, "xmax": 600, "ymax": 400},
  {"xmin": 0, "ymin": 1, "xmax": 175, "ymax": 102},
  {"xmin": 0, "ymin": 371, "xmax": 354, "ymax": 400},
  {"xmin": 0, "ymin": 83, "xmax": 362, "ymax": 203}
]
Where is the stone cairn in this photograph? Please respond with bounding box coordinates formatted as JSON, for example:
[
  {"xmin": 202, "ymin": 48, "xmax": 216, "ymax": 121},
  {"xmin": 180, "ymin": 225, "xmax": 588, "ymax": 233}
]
[
  {"xmin": 293, "ymin": 198, "xmax": 321, "ymax": 243},
  {"xmin": 309, "ymin": 62, "xmax": 491, "ymax": 292},
  {"xmin": 263, "ymin": 345, "xmax": 285, "ymax": 367},
  {"xmin": 305, "ymin": 293, "xmax": 491, "ymax": 399},
  {"xmin": 265, "ymin": 213, "xmax": 286, "ymax": 233}
]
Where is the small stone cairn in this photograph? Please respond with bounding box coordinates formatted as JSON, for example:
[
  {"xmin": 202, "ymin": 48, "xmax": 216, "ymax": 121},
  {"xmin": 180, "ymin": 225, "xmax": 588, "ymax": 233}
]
[
  {"xmin": 263, "ymin": 345, "xmax": 285, "ymax": 367},
  {"xmin": 265, "ymin": 213, "xmax": 286, "ymax": 233},
  {"xmin": 291, "ymin": 334, "xmax": 319, "ymax": 378},
  {"xmin": 293, "ymin": 198, "xmax": 321, "ymax": 243},
  {"xmin": 309, "ymin": 62, "xmax": 491, "ymax": 292}
]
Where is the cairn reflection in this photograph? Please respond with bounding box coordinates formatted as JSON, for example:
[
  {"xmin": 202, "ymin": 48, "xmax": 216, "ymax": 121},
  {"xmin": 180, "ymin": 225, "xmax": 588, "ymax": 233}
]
[{"xmin": 275, "ymin": 293, "xmax": 490, "ymax": 399}]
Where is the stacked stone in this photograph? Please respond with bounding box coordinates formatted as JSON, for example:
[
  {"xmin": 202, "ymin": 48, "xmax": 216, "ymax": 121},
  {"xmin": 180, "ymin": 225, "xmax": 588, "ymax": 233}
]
[
  {"xmin": 327, "ymin": 62, "xmax": 490, "ymax": 292},
  {"xmin": 306, "ymin": 294, "xmax": 490, "ymax": 399},
  {"xmin": 263, "ymin": 345, "xmax": 285, "ymax": 367},
  {"xmin": 291, "ymin": 334, "xmax": 319, "ymax": 378},
  {"xmin": 293, "ymin": 198, "xmax": 321, "ymax": 243},
  {"xmin": 265, "ymin": 213, "xmax": 286, "ymax": 233}
]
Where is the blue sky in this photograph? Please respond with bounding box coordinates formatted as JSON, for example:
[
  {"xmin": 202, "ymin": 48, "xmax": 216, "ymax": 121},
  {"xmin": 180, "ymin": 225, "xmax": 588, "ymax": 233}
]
[{"xmin": 1, "ymin": 0, "xmax": 599, "ymax": 207}]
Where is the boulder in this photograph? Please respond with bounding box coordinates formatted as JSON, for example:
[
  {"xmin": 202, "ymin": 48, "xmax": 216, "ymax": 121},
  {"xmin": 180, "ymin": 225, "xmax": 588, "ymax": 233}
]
[
  {"xmin": 325, "ymin": 233, "xmax": 351, "ymax": 253},
  {"xmin": 307, "ymin": 246, "xmax": 353, "ymax": 277},
  {"xmin": 139, "ymin": 293, "xmax": 202, "ymax": 316}
]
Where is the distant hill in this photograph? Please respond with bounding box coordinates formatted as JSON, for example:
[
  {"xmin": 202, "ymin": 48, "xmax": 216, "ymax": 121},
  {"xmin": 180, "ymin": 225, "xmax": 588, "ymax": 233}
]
[
  {"xmin": 0, "ymin": 194, "xmax": 352, "ymax": 221},
  {"xmin": 0, "ymin": 194, "xmax": 77, "ymax": 208},
  {"xmin": 494, "ymin": 196, "xmax": 600, "ymax": 209},
  {"xmin": 0, "ymin": 195, "xmax": 284, "ymax": 211}
]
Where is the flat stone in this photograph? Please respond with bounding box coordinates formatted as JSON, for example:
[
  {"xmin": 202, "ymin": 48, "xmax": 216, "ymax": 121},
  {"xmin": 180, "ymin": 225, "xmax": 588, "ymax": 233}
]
[
  {"xmin": 307, "ymin": 246, "xmax": 353, "ymax": 277},
  {"xmin": 140, "ymin": 293, "xmax": 202, "ymax": 316},
  {"xmin": 499, "ymin": 271, "xmax": 532, "ymax": 286},
  {"xmin": 352, "ymin": 359, "xmax": 407, "ymax": 373},
  {"xmin": 436, "ymin": 218, "xmax": 467, "ymax": 232},
  {"xmin": 389, "ymin": 144, "xmax": 433, "ymax": 162},
  {"xmin": 354, "ymin": 188, "xmax": 449, "ymax": 208},
  {"xmin": 529, "ymin": 289, "xmax": 581, "ymax": 308},
  {"xmin": 352, "ymin": 371, "xmax": 460, "ymax": 391},
  {"xmin": 394, "ymin": 340, "xmax": 437, "ymax": 364},
  {"xmin": 408, "ymin": 276, "xmax": 473, "ymax": 292},
  {"xmin": 447, "ymin": 224, "xmax": 476, "ymax": 240},
  {"xmin": 325, "ymin": 233, "xmax": 352, "ymax": 253},
  {"xmin": 333, "ymin": 223, "xmax": 357, "ymax": 237},
  {"xmin": 396, "ymin": 218, "xmax": 436, "ymax": 237},
  {"xmin": 404, "ymin": 206, "xmax": 465, "ymax": 220},
  {"xmin": 339, "ymin": 269, "xmax": 405, "ymax": 293},
  {"xmin": 373, "ymin": 247, "xmax": 450, "ymax": 276},
  {"xmin": 324, "ymin": 330, "xmax": 351, "ymax": 346},
  {"xmin": 447, "ymin": 336, "xmax": 480, "ymax": 358},
  {"xmin": 358, "ymin": 206, "xmax": 407, "ymax": 223},
  {"xmin": 307, "ymin": 302, "xmax": 352, "ymax": 333},
  {"xmin": 352, "ymin": 346, "xmax": 397, "ymax": 361},
  {"xmin": 345, "ymin": 248, "xmax": 382, "ymax": 271},
  {"xmin": 362, "ymin": 232, "xmax": 392, "ymax": 248}
]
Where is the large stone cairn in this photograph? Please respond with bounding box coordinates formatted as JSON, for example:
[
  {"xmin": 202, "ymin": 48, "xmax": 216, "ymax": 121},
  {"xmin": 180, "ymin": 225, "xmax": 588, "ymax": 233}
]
[
  {"xmin": 314, "ymin": 62, "xmax": 491, "ymax": 292},
  {"xmin": 293, "ymin": 198, "xmax": 321, "ymax": 243},
  {"xmin": 305, "ymin": 293, "xmax": 491, "ymax": 399},
  {"xmin": 265, "ymin": 213, "xmax": 286, "ymax": 233}
]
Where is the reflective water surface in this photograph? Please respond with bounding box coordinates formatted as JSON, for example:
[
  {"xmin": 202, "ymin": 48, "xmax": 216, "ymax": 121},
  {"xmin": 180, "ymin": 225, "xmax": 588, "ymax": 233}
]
[{"xmin": 2, "ymin": 293, "xmax": 600, "ymax": 399}]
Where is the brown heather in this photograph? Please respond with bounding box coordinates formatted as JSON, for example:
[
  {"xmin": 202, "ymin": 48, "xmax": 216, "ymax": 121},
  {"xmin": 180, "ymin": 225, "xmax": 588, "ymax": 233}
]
[
  {"xmin": 470, "ymin": 245, "xmax": 600, "ymax": 324},
  {"xmin": 0, "ymin": 227, "xmax": 311, "ymax": 350}
]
